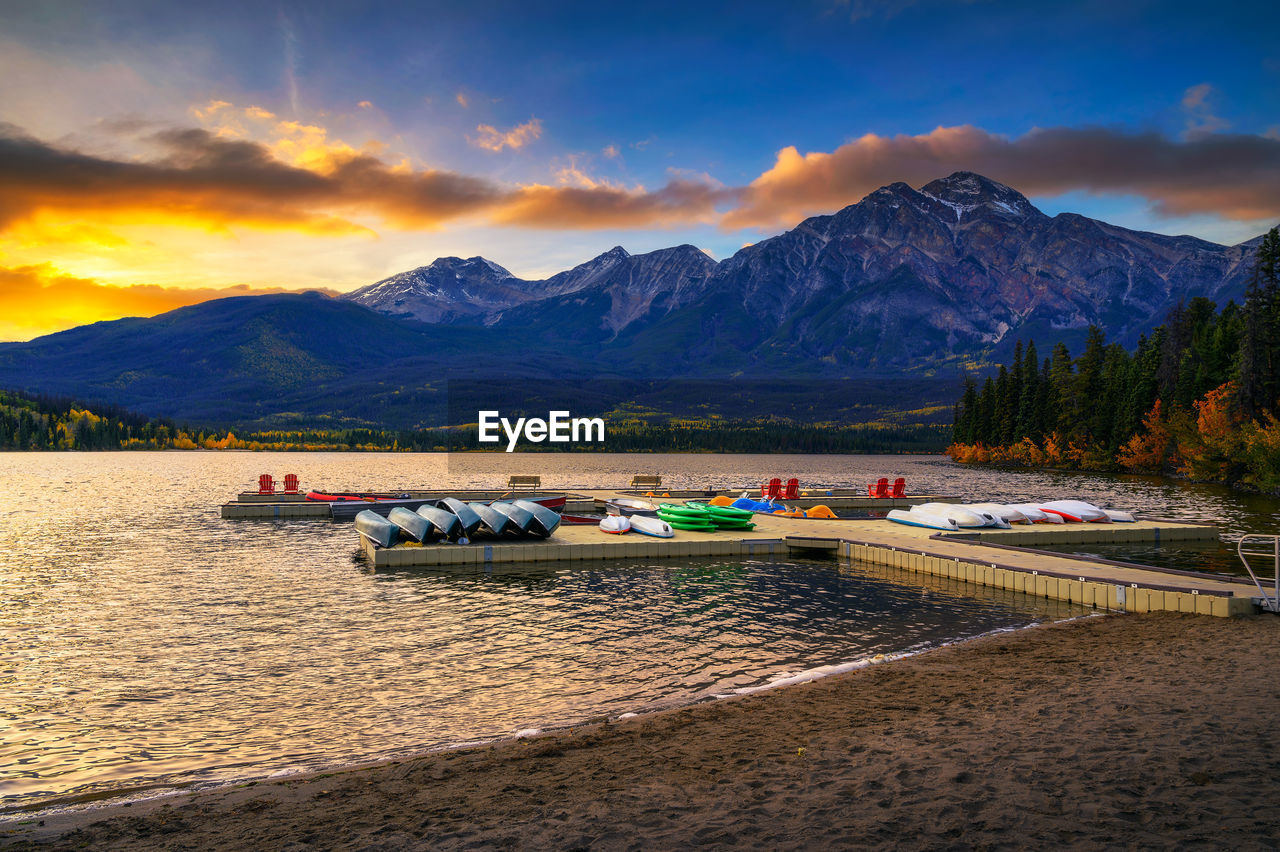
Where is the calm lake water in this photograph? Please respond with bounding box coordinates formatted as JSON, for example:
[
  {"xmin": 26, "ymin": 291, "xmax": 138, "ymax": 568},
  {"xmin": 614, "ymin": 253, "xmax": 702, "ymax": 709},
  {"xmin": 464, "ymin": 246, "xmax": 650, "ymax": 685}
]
[{"xmin": 1, "ymin": 451, "xmax": 1275, "ymax": 812}]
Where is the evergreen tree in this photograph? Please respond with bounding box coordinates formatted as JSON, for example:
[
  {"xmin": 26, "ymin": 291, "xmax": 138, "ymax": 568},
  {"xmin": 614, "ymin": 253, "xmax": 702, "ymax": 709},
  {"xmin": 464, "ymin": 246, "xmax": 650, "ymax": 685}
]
[
  {"xmin": 1239, "ymin": 227, "xmax": 1280, "ymax": 416},
  {"xmin": 1016, "ymin": 340, "xmax": 1039, "ymax": 440}
]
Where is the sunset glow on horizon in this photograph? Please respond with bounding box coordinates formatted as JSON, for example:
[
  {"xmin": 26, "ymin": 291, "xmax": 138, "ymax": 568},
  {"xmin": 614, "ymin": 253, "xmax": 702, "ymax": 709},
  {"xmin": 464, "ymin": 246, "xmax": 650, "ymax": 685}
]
[{"xmin": 2, "ymin": 0, "xmax": 1277, "ymax": 340}]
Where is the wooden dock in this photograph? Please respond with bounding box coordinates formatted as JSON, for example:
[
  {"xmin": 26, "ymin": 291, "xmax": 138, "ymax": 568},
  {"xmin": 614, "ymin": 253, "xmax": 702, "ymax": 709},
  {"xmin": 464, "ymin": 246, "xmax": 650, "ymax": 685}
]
[
  {"xmin": 220, "ymin": 489, "xmax": 962, "ymax": 520},
  {"xmin": 356, "ymin": 511, "xmax": 1260, "ymax": 617}
]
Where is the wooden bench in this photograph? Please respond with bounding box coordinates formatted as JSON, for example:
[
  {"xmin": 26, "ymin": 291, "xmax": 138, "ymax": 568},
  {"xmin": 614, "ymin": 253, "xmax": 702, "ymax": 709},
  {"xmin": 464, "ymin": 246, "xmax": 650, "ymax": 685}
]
[
  {"xmin": 507, "ymin": 474, "xmax": 541, "ymax": 491},
  {"xmin": 630, "ymin": 474, "xmax": 662, "ymax": 489}
]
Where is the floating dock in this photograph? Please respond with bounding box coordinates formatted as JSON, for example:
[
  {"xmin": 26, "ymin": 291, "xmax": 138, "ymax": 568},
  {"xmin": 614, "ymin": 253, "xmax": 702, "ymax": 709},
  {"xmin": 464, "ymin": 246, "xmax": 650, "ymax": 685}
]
[
  {"xmin": 219, "ymin": 488, "xmax": 962, "ymax": 520},
  {"xmin": 356, "ymin": 509, "xmax": 1260, "ymax": 617}
]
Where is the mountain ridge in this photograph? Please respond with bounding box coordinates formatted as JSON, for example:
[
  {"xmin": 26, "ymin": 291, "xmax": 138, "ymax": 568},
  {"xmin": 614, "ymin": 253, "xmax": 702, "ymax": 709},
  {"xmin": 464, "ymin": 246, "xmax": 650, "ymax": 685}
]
[
  {"xmin": 343, "ymin": 171, "xmax": 1263, "ymax": 371},
  {"xmin": 0, "ymin": 172, "xmax": 1271, "ymax": 427}
]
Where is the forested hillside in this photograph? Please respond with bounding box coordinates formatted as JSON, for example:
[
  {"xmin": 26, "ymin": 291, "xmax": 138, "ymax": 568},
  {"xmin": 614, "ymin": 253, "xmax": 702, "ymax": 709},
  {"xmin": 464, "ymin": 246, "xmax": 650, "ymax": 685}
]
[{"xmin": 948, "ymin": 227, "xmax": 1280, "ymax": 491}]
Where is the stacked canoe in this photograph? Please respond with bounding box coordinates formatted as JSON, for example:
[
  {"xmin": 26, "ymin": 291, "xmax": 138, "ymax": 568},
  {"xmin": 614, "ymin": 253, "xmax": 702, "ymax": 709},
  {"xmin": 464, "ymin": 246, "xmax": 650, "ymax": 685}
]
[
  {"xmin": 885, "ymin": 499, "xmax": 1136, "ymax": 532},
  {"xmin": 657, "ymin": 502, "xmax": 756, "ymax": 532},
  {"xmin": 355, "ymin": 496, "xmax": 562, "ymax": 548}
]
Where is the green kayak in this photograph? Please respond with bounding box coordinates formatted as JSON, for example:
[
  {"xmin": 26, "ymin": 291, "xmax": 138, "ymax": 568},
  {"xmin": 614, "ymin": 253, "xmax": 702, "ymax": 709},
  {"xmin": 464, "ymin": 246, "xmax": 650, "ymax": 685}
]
[
  {"xmin": 659, "ymin": 518, "xmax": 717, "ymax": 531},
  {"xmin": 656, "ymin": 509, "xmax": 716, "ymax": 530},
  {"xmin": 685, "ymin": 501, "xmax": 755, "ymax": 521},
  {"xmin": 657, "ymin": 503, "xmax": 708, "ymax": 518}
]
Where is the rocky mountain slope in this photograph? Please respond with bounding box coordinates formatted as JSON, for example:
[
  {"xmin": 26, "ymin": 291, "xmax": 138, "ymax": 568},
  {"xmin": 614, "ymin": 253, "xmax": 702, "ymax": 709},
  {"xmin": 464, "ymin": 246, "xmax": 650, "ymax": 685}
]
[{"xmin": 347, "ymin": 172, "xmax": 1260, "ymax": 371}]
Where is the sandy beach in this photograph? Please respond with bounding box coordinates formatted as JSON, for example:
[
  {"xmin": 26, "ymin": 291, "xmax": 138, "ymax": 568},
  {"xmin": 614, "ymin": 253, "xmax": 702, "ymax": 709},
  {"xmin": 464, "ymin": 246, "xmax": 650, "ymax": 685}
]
[{"xmin": 5, "ymin": 611, "xmax": 1279, "ymax": 850}]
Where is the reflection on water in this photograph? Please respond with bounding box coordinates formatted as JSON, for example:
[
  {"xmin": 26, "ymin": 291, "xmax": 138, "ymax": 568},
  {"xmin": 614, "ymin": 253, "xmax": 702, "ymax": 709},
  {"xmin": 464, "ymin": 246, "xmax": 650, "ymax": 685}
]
[{"xmin": 1, "ymin": 451, "xmax": 1275, "ymax": 810}]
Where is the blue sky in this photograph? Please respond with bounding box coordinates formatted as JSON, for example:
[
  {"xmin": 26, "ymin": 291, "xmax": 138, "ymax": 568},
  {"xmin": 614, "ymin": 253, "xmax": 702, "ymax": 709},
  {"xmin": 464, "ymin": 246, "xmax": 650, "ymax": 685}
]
[{"xmin": 0, "ymin": 0, "xmax": 1277, "ymax": 337}]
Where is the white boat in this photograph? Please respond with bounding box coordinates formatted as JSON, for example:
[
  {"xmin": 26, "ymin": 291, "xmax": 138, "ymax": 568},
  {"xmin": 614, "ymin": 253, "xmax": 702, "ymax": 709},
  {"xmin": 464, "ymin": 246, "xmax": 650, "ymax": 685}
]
[
  {"xmin": 628, "ymin": 515, "xmax": 674, "ymax": 538},
  {"xmin": 1008, "ymin": 504, "xmax": 1061, "ymax": 524},
  {"xmin": 965, "ymin": 503, "xmax": 1030, "ymax": 525},
  {"xmin": 1103, "ymin": 508, "xmax": 1136, "ymax": 523},
  {"xmin": 599, "ymin": 515, "xmax": 631, "ymax": 534},
  {"xmin": 1040, "ymin": 500, "xmax": 1109, "ymax": 523},
  {"xmin": 916, "ymin": 503, "xmax": 1008, "ymax": 528},
  {"xmin": 606, "ymin": 497, "xmax": 659, "ymax": 516},
  {"xmin": 886, "ymin": 508, "xmax": 959, "ymax": 531}
]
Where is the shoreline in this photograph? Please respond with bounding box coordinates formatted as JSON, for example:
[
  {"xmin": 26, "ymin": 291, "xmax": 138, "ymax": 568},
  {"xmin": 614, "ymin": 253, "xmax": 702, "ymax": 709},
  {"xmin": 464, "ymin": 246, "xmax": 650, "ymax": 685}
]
[
  {"xmin": 2, "ymin": 614, "xmax": 1078, "ymax": 821},
  {"xmin": 5, "ymin": 612, "xmax": 1278, "ymax": 849}
]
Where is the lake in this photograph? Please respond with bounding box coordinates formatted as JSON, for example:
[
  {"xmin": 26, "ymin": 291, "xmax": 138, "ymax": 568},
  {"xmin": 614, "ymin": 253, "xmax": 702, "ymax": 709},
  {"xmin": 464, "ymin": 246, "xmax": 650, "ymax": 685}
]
[{"xmin": 2, "ymin": 451, "xmax": 1275, "ymax": 812}]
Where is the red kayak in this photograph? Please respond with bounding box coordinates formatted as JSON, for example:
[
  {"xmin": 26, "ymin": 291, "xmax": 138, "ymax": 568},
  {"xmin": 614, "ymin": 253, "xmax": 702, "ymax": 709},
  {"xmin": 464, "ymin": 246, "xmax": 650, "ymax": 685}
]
[
  {"xmin": 307, "ymin": 491, "xmax": 401, "ymax": 502},
  {"xmin": 308, "ymin": 491, "xmax": 566, "ymax": 511}
]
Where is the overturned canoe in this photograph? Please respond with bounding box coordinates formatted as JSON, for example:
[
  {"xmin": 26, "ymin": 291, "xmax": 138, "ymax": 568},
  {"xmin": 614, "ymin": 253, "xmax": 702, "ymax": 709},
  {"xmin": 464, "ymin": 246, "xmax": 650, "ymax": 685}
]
[
  {"xmin": 886, "ymin": 508, "xmax": 959, "ymax": 531},
  {"xmin": 490, "ymin": 501, "xmax": 535, "ymax": 534},
  {"xmin": 1008, "ymin": 504, "xmax": 1060, "ymax": 524},
  {"xmin": 416, "ymin": 504, "xmax": 461, "ymax": 539},
  {"xmin": 439, "ymin": 497, "xmax": 484, "ymax": 535},
  {"xmin": 355, "ymin": 509, "xmax": 399, "ymax": 548},
  {"xmin": 1040, "ymin": 500, "xmax": 1109, "ymax": 522},
  {"xmin": 513, "ymin": 499, "xmax": 562, "ymax": 538},
  {"xmin": 388, "ymin": 506, "xmax": 431, "ymax": 542},
  {"xmin": 469, "ymin": 502, "xmax": 512, "ymax": 536},
  {"xmin": 916, "ymin": 503, "xmax": 1008, "ymax": 528},
  {"xmin": 965, "ymin": 503, "xmax": 1030, "ymax": 524}
]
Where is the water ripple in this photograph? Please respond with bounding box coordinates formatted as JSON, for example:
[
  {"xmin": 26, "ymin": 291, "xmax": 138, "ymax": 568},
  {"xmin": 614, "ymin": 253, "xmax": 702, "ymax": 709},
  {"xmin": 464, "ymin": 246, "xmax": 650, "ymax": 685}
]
[{"xmin": 5, "ymin": 451, "xmax": 1270, "ymax": 810}]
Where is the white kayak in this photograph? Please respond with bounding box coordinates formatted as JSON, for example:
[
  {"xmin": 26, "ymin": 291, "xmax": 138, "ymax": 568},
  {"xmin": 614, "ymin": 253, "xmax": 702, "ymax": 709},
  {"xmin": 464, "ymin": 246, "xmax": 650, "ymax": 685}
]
[
  {"xmin": 1008, "ymin": 503, "xmax": 1062, "ymax": 524},
  {"xmin": 886, "ymin": 508, "xmax": 959, "ymax": 531},
  {"xmin": 1103, "ymin": 508, "xmax": 1136, "ymax": 523},
  {"xmin": 965, "ymin": 503, "xmax": 1030, "ymax": 525},
  {"xmin": 1040, "ymin": 500, "xmax": 1109, "ymax": 523},
  {"xmin": 629, "ymin": 515, "xmax": 674, "ymax": 538},
  {"xmin": 916, "ymin": 503, "xmax": 1009, "ymax": 529},
  {"xmin": 599, "ymin": 515, "xmax": 631, "ymax": 535}
]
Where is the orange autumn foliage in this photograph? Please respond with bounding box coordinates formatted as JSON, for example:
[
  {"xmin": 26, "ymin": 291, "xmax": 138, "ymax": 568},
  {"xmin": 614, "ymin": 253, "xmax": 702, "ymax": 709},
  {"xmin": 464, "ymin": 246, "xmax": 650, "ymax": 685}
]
[
  {"xmin": 1117, "ymin": 400, "xmax": 1172, "ymax": 473},
  {"xmin": 1176, "ymin": 382, "xmax": 1246, "ymax": 481}
]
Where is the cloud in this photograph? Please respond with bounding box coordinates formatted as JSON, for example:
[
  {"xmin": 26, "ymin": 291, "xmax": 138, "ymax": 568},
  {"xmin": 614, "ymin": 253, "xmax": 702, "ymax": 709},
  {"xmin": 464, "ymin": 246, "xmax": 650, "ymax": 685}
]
[
  {"xmin": 724, "ymin": 124, "xmax": 1280, "ymax": 229},
  {"xmin": 1182, "ymin": 83, "xmax": 1229, "ymax": 140},
  {"xmin": 603, "ymin": 144, "xmax": 620, "ymax": 159},
  {"xmin": 456, "ymin": 92, "xmax": 469, "ymax": 108},
  {"xmin": 471, "ymin": 118, "xmax": 543, "ymax": 152},
  {"xmin": 0, "ymin": 262, "xmax": 338, "ymax": 340},
  {"xmin": 357, "ymin": 100, "xmax": 373, "ymax": 109},
  {"xmin": 491, "ymin": 178, "xmax": 725, "ymax": 229},
  {"xmin": 0, "ymin": 121, "xmax": 724, "ymax": 236}
]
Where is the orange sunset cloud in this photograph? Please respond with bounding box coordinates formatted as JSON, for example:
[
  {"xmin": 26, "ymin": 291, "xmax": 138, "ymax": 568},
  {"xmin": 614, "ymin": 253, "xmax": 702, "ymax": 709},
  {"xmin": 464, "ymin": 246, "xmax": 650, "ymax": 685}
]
[
  {"xmin": 0, "ymin": 123, "xmax": 721, "ymax": 235},
  {"xmin": 724, "ymin": 125, "xmax": 1280, "ymax": 229}
]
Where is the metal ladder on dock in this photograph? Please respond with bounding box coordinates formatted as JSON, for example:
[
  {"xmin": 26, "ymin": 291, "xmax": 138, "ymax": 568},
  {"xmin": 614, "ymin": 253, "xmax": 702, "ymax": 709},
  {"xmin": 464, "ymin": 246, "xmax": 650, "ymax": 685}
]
[{"xmin": 1237, "ymin": 535, "xmax": 1280, "ymax": 613}]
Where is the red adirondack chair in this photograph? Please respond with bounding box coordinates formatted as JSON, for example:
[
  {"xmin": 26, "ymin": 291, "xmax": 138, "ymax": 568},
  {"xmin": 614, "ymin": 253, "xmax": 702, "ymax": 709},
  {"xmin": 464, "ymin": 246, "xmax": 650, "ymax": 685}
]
[
  {"xmin": 867, "ymin": 477, "xmax": 889, "ymax": 498},
  {"xmin": 890, "ymin": 477, "xmax": 905, "ymax": 498},
  {"xmin": 282, "ymin": 473, "xmax": 300, "ymax": 494},
  {"xmin": 257, "ymin": 473, "xmax": 275, "ymax": 495},
  {"xmin": 762, "ymin": 477, "xmax": 783, "ymax": 499},
  {"xmin": 784, "ymin": 478, "xmax": 799, "ymax": 499}
]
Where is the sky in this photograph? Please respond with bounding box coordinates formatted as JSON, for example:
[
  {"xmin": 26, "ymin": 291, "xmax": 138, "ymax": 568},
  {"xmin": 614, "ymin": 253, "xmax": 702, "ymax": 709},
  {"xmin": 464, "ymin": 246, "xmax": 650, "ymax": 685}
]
[{"xmin": 1, "ymin": 0, "xmax": 1278, "ymax": 340}]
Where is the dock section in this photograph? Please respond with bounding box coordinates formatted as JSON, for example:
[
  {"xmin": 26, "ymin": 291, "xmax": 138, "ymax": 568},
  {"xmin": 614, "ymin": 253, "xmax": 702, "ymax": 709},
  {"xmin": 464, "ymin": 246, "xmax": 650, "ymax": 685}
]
[
  {"xmin": 357, "ymin": 513, "xmax": 1256, "ymax": 617},
  {"xmin": 221, "ymin": 488, "xmax": 962, "ymax": 520}
]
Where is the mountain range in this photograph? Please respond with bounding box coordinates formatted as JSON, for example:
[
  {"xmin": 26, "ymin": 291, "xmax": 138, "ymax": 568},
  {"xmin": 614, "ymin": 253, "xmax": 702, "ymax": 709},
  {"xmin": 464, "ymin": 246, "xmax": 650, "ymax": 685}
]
[
  {"xmin": 344, "ymin": 171, "xmax": 1261, "ymax": 371},
  {"xmin": 0, "ymin": 172, "xmax": 1268, "ymax": 428}
]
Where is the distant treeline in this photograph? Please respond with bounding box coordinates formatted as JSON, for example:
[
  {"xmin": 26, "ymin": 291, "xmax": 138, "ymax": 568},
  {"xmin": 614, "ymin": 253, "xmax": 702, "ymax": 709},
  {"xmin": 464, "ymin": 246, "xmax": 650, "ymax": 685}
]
[
  {"xmin": 0, "ymin": 390, "xmax": 950, "ymax": 454},
  {"xmin": 449, "ymin": 420, "xmax": 951, "ymax": 454},
  {"xmin": 949, "ymin": 226, "xmax": 1280, "ymax": 492}
]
